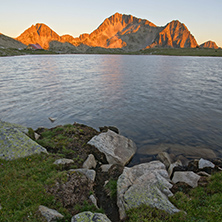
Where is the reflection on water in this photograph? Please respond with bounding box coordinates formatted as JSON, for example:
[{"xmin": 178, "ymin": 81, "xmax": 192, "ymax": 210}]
[{"xmin": 0, "ymin": 55, "xmax": 222, "ymax": 161}]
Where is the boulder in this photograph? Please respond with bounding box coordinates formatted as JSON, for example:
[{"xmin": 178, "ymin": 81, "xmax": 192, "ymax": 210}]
[
  {"xmin": 53, "ymin": 158, "xmax": 74, "ymax": 165},
  {"xmin": 38, "ymin": 205, "xmax": 64, "ymax": 222},
  {"xmin": 69, "ymin": 169, "xmax": 96, "ymax": 182},
  {"xmin": 198, "ymin": 158, "xmax": 215, "ymax": 169},
  {"xmin": 0, "ymin": 120, "xmax": 47, "ymax": 160},
  {"xmin": 71, "ymin": 211, "xmax": 111, "ymax": 222},
  {"xmin": 83, "ymin": 154, "xmax": 97, "ymax": 169},
  {"xmin": 172, "ymin": 171, "xmax": 201, "ymax": 188},
  {"xmin": 88, "ymin": 130, "xmax": 137, "ymax": 165},
  {"xmin": 117, "ymin": 161, "xmax": 180, "ymax": 220}
]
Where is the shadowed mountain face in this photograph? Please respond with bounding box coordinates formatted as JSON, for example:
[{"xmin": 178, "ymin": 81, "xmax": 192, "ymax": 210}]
[
  {"xmin": 200, "ymin": 41, "xmax": 219, "ymax": 49},
  {"xmin": 0, "ymin": 33, "xmax": 26, "ymax": 49},
  {"xmin": 15, "ymin": 13, "xmax": 199, "ymax": 51}
]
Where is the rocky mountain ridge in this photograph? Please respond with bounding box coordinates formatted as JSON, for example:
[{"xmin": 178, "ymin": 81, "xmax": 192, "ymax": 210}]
[
  {"xmin": 200, "ymin": 40, "xmax": 219, "ymax": 49},
  {"xmin": 1, "ymin": 13, "xmax": 220, "ymax": 51},
  {"xmin": 0, "ymin": 33, "xmax": 26, "ymax": 49}
]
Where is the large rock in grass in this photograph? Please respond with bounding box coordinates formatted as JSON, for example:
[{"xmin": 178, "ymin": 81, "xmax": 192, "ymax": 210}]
[
  {"xmin": 71, "ymin": 211, "xmax": 111, "ymax": 222},
  {"xmin": 117, "ymin": 161, "xmax": 180, "ymax": 220},
  {"xmin": 88, "ymin": 130, "xmax": 137, "ymax": 165},
  {"xmin": 0, "ymin": 120, "xmax": 47, "ymax": 160}
]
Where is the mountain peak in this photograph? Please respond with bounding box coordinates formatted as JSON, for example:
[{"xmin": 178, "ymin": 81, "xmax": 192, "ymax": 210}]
[
  {"xmin": 200, "ymin": 40, "xmax": 218, "ymax": 49},
  {"xmin": 15, "ymin": 13, "xmax": 200, "ymax": 51},
  {"xmin": 16, "ymin": 23, "xmax": 60, "ymax": 49},
  {"xmin": 146, "ymin": 19, "xmax": 198, "ymax": 48}
]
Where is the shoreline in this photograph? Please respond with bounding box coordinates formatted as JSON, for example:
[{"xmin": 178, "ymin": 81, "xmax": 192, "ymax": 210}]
[
  {"xmin": 1, "ymin": 47, "xmax": 222, "ymax": 57},
  {"xmin": 1, "ymin": 120, "xmax": 222, "ymax": 221}
]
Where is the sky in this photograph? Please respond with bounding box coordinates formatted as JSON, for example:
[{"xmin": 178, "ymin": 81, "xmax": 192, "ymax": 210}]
[{"xmin": 0, "ymin": 0, "xmax": 222, "ymax": 47}]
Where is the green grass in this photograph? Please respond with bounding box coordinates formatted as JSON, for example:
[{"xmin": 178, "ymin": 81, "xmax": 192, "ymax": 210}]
[
  {"xmin": 0, "ymin": 153, "xmax": 72, "ymax": 221},
  {"xmin": 1, "ymin": 47, "xmax": 222, "ymax": 57},
  {"xmin": 140, "ymin": 47, "xmax": 222, "ymax": 57},
  {"xmin": 126, "ymin": 171, "xmax": 222, "ymax": 222},
  {"xmin": 105, "ymin": 179, "xmax": 117, "ymax": 199}
]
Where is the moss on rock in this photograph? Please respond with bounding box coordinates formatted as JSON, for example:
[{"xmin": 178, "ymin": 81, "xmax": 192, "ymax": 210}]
[{"xmin": 0, "ymin": 120, "xmax": 47, "ymax": 160}]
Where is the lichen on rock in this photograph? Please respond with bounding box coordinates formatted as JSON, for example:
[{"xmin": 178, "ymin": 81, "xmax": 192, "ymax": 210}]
[
  {"xmin": 117, "ymin": 161, "xmax": 180, "ymax": 220},
  {"xmin": 0, "ymin": 120, "xmax": 47, "ymax": 160}
]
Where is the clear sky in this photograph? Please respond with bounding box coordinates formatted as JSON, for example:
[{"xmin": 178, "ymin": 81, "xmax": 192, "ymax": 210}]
[{"xmin": 1, "ymin": 0, "xmax": 221, "ymax": 47}]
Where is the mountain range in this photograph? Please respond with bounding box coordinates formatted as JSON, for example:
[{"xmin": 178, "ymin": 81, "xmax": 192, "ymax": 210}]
[{"xmin": 1, "ymin": 13, "xmax": 219, "ymax": 52}]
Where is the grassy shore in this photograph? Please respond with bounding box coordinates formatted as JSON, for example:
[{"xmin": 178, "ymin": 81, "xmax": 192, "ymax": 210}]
[
  {"xmin": 140, "ymin": 47, "xmax": 222, "ymax": 57},
  {"xmin": 0, "ymin": 123, "xmax": 222, "ymax": 221},
  {"xmin": 1, "ymin": 47, "xmax": 222, "ymax": 57}
]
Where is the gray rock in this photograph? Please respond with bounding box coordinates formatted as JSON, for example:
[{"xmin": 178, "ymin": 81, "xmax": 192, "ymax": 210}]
[
  {"xmin": 0, "ymin": 120, "xmax": 48, "ymax": 160},
  {"xmin": 100, "ymin": 164, "xmax": 113, "ymax": 172},
  {"xmin": 83, "ymin": 154, "xmax": 97, "ymax": 169},
  {"xmin": 157, "ymin": 152, "xmax": 172, "ymax": 169},
  {"xmin": 198, "ymin": 158, "xmax": 215, "ymax": 169},
  {"xmin": 0, "ymin": 203, "xmax": 2, "ymax": 210},
  {"xmin": 53, "ymin": 158, "xmax": 74, "ymax": 165},
  {"xmin": 168, "ymin": 160, "xmax": 182, "ymax": 177},
  {"xmin": 69, "ymin": 169, "xmax": 96, "ymax": 182},
  {"xmin": 172, "ymin": 171, "xmax": 201, "ymax": 188},
  {"xmin": 89, "ymin": 194, "xmax": 99, "ymax": 209},
  {"xmin": 38, "ymin": 205, "xmax": 64, "ymax": 222},
  {"xmin": 117, "ymin": 161, "xmax": 180, "ymax": 220},
  {"xmin": 197, "ymin": 171, "xmax": 211, "ymax": 177},
  {"xmin": 71, "ymin": 211, "xmax": 111, "ymax": 222},
  {"xmin": 34, "ymin": 132, "xmax": 40, "ymax": 140},
  {"xmin": 88, "ymin": 130, "xmax": 137, "ymax": 165}
]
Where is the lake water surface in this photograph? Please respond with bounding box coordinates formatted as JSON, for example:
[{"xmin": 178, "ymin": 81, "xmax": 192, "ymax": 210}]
[{"xmin": 1, "ymin": 54, "xmax": 222, "ymax": 162}]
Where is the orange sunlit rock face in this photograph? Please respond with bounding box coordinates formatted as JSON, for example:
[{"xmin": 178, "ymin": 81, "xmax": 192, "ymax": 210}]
[
  {"xmin": 146, "ymin": 20, "xmax": 198, "ymax": 49},
  {"xmin": 16, "ymin": 23, "xmax": 61, "ymax": 49},
  {"xmin": 15, "ymin": 13, "xmax": 202, "ymax": 51}
]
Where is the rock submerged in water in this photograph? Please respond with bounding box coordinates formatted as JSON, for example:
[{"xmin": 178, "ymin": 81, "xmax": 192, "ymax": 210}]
[
  {"xmin": 88, "ymin": 130, "xmax": 137, "ymax": 166},
  {"xmin": 0, "ymin": 120, "xmax": 47, "ymax": 160},
  {"xmin": 117, "ymin": 161, "xmax": 180, "ymax": 220}
]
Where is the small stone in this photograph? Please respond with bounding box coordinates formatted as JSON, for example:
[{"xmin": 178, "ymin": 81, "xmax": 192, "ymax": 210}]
[
  {"xmin": 172, "ymin": 171, "xmax": 201, "ymax": 188},
  {"xmin": 197, "ymin": 171, "xmax": 211, "ymax": 177},
  {"xmin": 0, "ymin": 204, "xmax": 2, "ymax": 210},
  {"xmin": 48, "ymin": 117, "xmax": 56, "ymax": 122},
  {"xmin": 89, "ymin": 194, "xmax": 99, "ymax": 209},
  {"xmin": 34, "ymin": 132, "xmax": 40, "ymax": 140},
  {"xmin": 199, "ymin": 158, "xmax": 215, "ymax": 169},
  {"xmin": 100, "ymin": 164, "xmax": 113, "ymax": 172},
  {"xmin": 39, "ymin": 205, "xmax": 64, "ymax": 222},
  {"xmin": 83, "ymin": 154, "xmax": 97, "ymax": 169},
  {"xmin": 53, "ymin": 158, "xmax": 74, "ymax": 165}
]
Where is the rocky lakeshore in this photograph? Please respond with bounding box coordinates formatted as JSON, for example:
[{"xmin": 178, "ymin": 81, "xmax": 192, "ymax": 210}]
[{"xmin": 0, "ymin": 120, "xmax": 222, "ymax": 221}]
